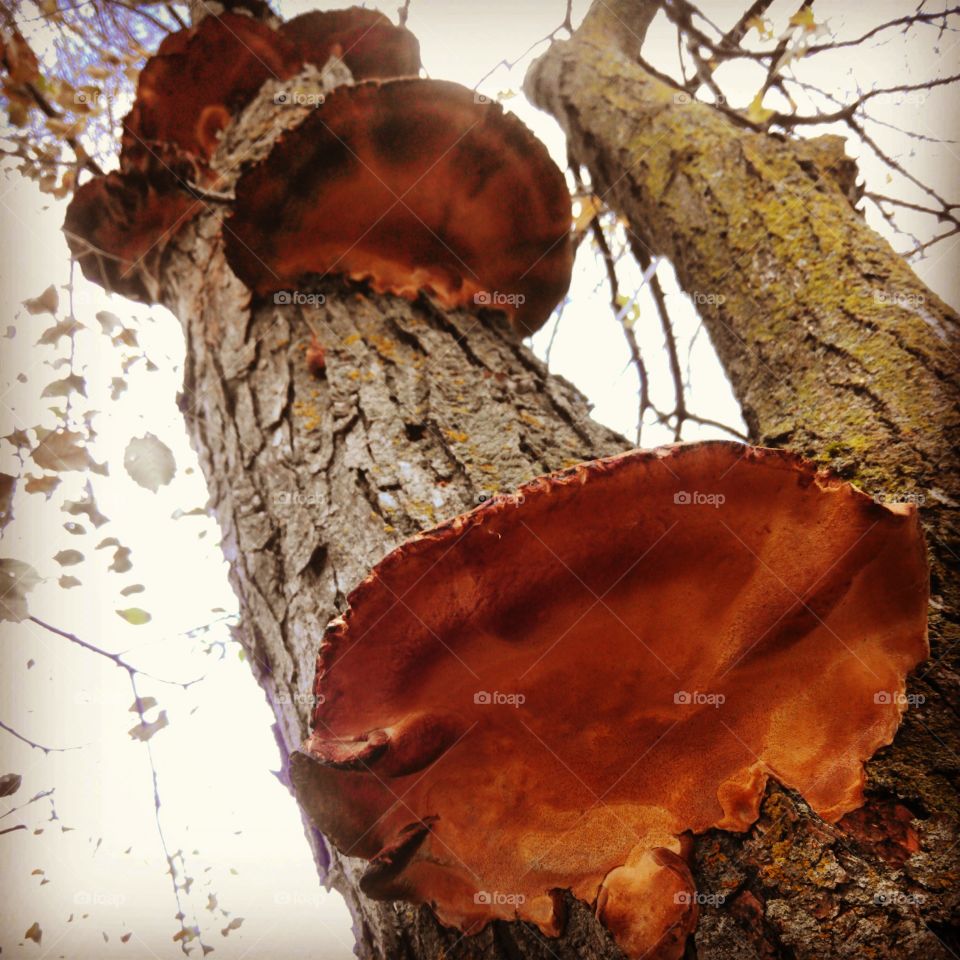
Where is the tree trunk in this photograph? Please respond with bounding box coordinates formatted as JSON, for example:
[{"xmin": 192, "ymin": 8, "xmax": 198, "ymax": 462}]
[
  {"xmin": 525, "ymin": 3, "xmax": 960, "ymax": 958},
  {"xmin": 160, "ymin": 87, "xmax": 636, "ymax": 951}
]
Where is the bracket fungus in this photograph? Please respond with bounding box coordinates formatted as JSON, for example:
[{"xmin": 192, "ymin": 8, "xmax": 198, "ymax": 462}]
[
  {"xmin": 63, "ymin": 168, "xmax": 201, "ymax": 303},
  {"xmin": 224, "ymin": 78, "xmax": 574, "ymax": 334},
  {"xmin": 279, "ymin": 7, "xmax": 421, "ymax": 82},
  {"xmin": 120, "ymin": 12, "xmax": 302, "ymax": 182},
  {"xmin": 66, "ymin": 6, "xmax": 420, "ymax": 300},
  {"xmin": 291, "ymin": 441, "xmax": 928, "ymax": 959}
]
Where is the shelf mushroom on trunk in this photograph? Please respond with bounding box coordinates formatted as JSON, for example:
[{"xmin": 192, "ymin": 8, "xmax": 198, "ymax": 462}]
[
  {"xmin": 63, "ymin": 7, "xmax": 422, "ymax": 301},
  {"xmin": 290, "ymin": 441, "xmax": 928, "ymax": 960},
  {"xmin": 223, "ymin": 78, "xmax": 574, "ymax": 335}
]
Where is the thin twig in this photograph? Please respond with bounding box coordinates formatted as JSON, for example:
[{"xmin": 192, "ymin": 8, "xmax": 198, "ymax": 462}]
[
  {"xmin": 28, "ymin": 616, "xmax": 203, "ymax": 688},
  {"xmin": 0, "ymin": 719, "xmax": 82, "ymax": 754}
]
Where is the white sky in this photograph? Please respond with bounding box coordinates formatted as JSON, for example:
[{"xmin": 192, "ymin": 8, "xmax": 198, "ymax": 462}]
[{"xmin": 0, "ymin": 1, "xmax": 957, "ymax": 957}]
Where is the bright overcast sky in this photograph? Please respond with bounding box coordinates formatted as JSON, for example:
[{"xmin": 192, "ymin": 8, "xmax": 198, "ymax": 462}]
[{"xmin": 0, "ymin": 0, "xmax": 956, "ymax": 957}]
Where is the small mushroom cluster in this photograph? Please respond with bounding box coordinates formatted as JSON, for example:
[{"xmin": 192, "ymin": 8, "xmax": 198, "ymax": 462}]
[
  {"xmin": 64, "ymin": 6, "xmax": 572, "ymax": 333},
  {"xmin": 63, "ymin": 10, "xmax": 929, "ymax": 960}
]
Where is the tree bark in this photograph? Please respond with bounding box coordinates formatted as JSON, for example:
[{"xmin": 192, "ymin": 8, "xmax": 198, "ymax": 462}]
[
  {"xmin": 157, "ymin": 70, "xmax": 637, "ymax": 956},
  {"xmin": 526, "ymin": 4, "xmax": 960, "ymax": 958}
]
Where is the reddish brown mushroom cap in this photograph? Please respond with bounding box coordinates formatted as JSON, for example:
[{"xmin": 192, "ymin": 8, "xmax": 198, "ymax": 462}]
[
  {"xmin": 280, "ymin": 7, "xmax": 421, "ymax": 80},
  {"xmin": 63, "ymin": 169, "xmax": 201, "ymax": 302},
  {"xmin": 224, "ymin": 79, "xmax": 573, "ymax": 334},
  {"xmin": 290, "ymin": 441, "xmax": 928, "ymax": 958},
  {"xmin": 121, "ymin": 13, "xmax": 302, "ymax": 180}
]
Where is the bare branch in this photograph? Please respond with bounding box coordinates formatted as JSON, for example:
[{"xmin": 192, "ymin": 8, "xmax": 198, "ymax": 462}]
[
  {"xmin": 28, "ymin": 616, "xmax": 203, "ymax": 688},
  {"xmin": 0, "ymin": 719, "xmax": 83, "ymax": 754}
]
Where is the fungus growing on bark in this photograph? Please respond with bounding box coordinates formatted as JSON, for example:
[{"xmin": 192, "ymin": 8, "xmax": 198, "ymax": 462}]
[
  {"xmin": 63, "ymin": 168, "xmax": 200, "ymax": 302},
  {"xmin": 121, "ymin": 9, "xmax": 419, "ymax": 185},
  {"xmin": 224, "ymin": 79, "xmax": 573, "ymax": 334},
  {"xmin": 290, "ymin": 441, "xmax": 928, "ymax": 959},
  {"xmin": 120, "ymin": 13, "xmax": 302, "ymax": 182},
  {"xmin": 280, "ymin": 7, "xmax": 421, "ymax": 81}
]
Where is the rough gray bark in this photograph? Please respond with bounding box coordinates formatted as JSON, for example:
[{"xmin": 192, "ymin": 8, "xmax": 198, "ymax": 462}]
[
  {"xmin": 526, "ymin": 3, "xmax": 960, "ymax": 958},
  {"xmin": 151, "ymin": 68, "xmax": 638, "ymax": 958}
]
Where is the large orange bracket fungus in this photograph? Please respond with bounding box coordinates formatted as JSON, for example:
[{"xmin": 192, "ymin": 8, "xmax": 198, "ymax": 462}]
[
  {"xmin": 224, "ymin": 78, "xmax": 574, "ymax": 335},
  {"xmin": 279, "ymin": 7, "xmax": 421, "ymax": 83},
  {"xmin": 121, "ymin": 7, "xmax": 421, "ymax": 182},
  {"xmin": 63, "ymin": 167, "xmax": 202, "ymax": 303},
  {"xmin": 290, "ymin": 441, "xmax": 928, "ymax": 959},
  {"xmin": 65, "ymin": 7, "xmax": 421, "ymax": 300},
  {"xmin": 120, "ymin": 12, "xmax": 301, "ymax": 181}
]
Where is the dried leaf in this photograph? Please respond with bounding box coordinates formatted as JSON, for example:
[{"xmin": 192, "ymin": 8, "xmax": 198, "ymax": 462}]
[
  {"xmin": 22, "ymin": 285, "xmax": 58, "ymax": 316},
  {"xmin": 32, "ymin": 430, "xmax": 97, "ymax": 472},
  {"xmin": 0, "ymin": 772, "xmax": 22, "ymax": 797},
  {"xmin": 117, "ymin": 607, "xmax": 151, "ymax": 626},
  {"xmin": 109, "ymin": 546, "xmax": 132, "ymax": 574},
  {"xmin": 24, "ymin": 921, "xmax": 42, "ymax": 944},
  {"xmin": 37, "ymin": 319, "xmax": 82, "ymax": 346},
  {"xmin": 124, "ymin": 434, "xmax": 175, "ymax": 492},
  {"xmin": 41, "ymin": 374, "xmax": 87, "ymax": 399},
  {"xmin": 59, "ymin": 575, "xmax": 81, "ymax": 589},
  {"xmin": 64, "ymin": 482, "xmax": 108, "ymax": 527},
  {"xmin": 573, "ymin": 194, "xmax": 602, "ymax": 233},
  {"xmin": 0, "ymin": 473, "xmax": 14, "ymax": 530},
  {"xmin": 54, "ymin": 549, "xmax": 84, "ymax": 566},
  {"xmin": 128, "ymin": 709, "xmax": 167, "ymax": 741},
  {"xmin": 0, "ymin": 559, "xmax": 42, "ymax": 621},
  {"xmin": 25, "ymin": 474, "xmax": 60, "ymax": 498},
  {"xmin": 5, "ymin": 429, "xmax": 31, "ymax": 449},
  {"xmin": 120, "ymin": 584, "xmax": 144, "ymax": 596},
  {"xmin": 789, "ymin": 6, "xmax": 817, "ymax": 29},
  {"xmin": 129, "ymin": 696, "xmax": 157, "ymax": 713},
  {"xmin": 746, "ymin": 91, "xmax": 774, "ymax": 124},
  {"xmin": 96, "ymin": 311, "xmax": 121, "ymax": 335},
  {"xmin": 113, "ymin": 327, "xmax": 139, "ymax": 348},
  {"xmin": 3, "ymin": 25, "xmax": 40, "ymax": 85},
  {"xmin": 221, "ymin": 918, "xmax": 244, "ymax": 936}
]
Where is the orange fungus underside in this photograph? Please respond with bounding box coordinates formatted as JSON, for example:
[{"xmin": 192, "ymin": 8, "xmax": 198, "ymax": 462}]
[
  {"xmin": 63, "ymin": 169, "xmax": 202, "ymax": 303},
  {"xmin": 291, "ymin": 442, "xmax": 928, "ymax": 959},
  {"xmin": 121, "ymin": 13, "xmax": 302, "ymax": 178},
  {"xmin": 280, "ymin": 7, "xmax": 421, "ymax": 81},
  {"xmin": 122, "ymin": 8, "xmax": 420, "ymax": 182},
  {"xmin": 224, "ymin": 79, "xmax": 573, "ymax": 335}
]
